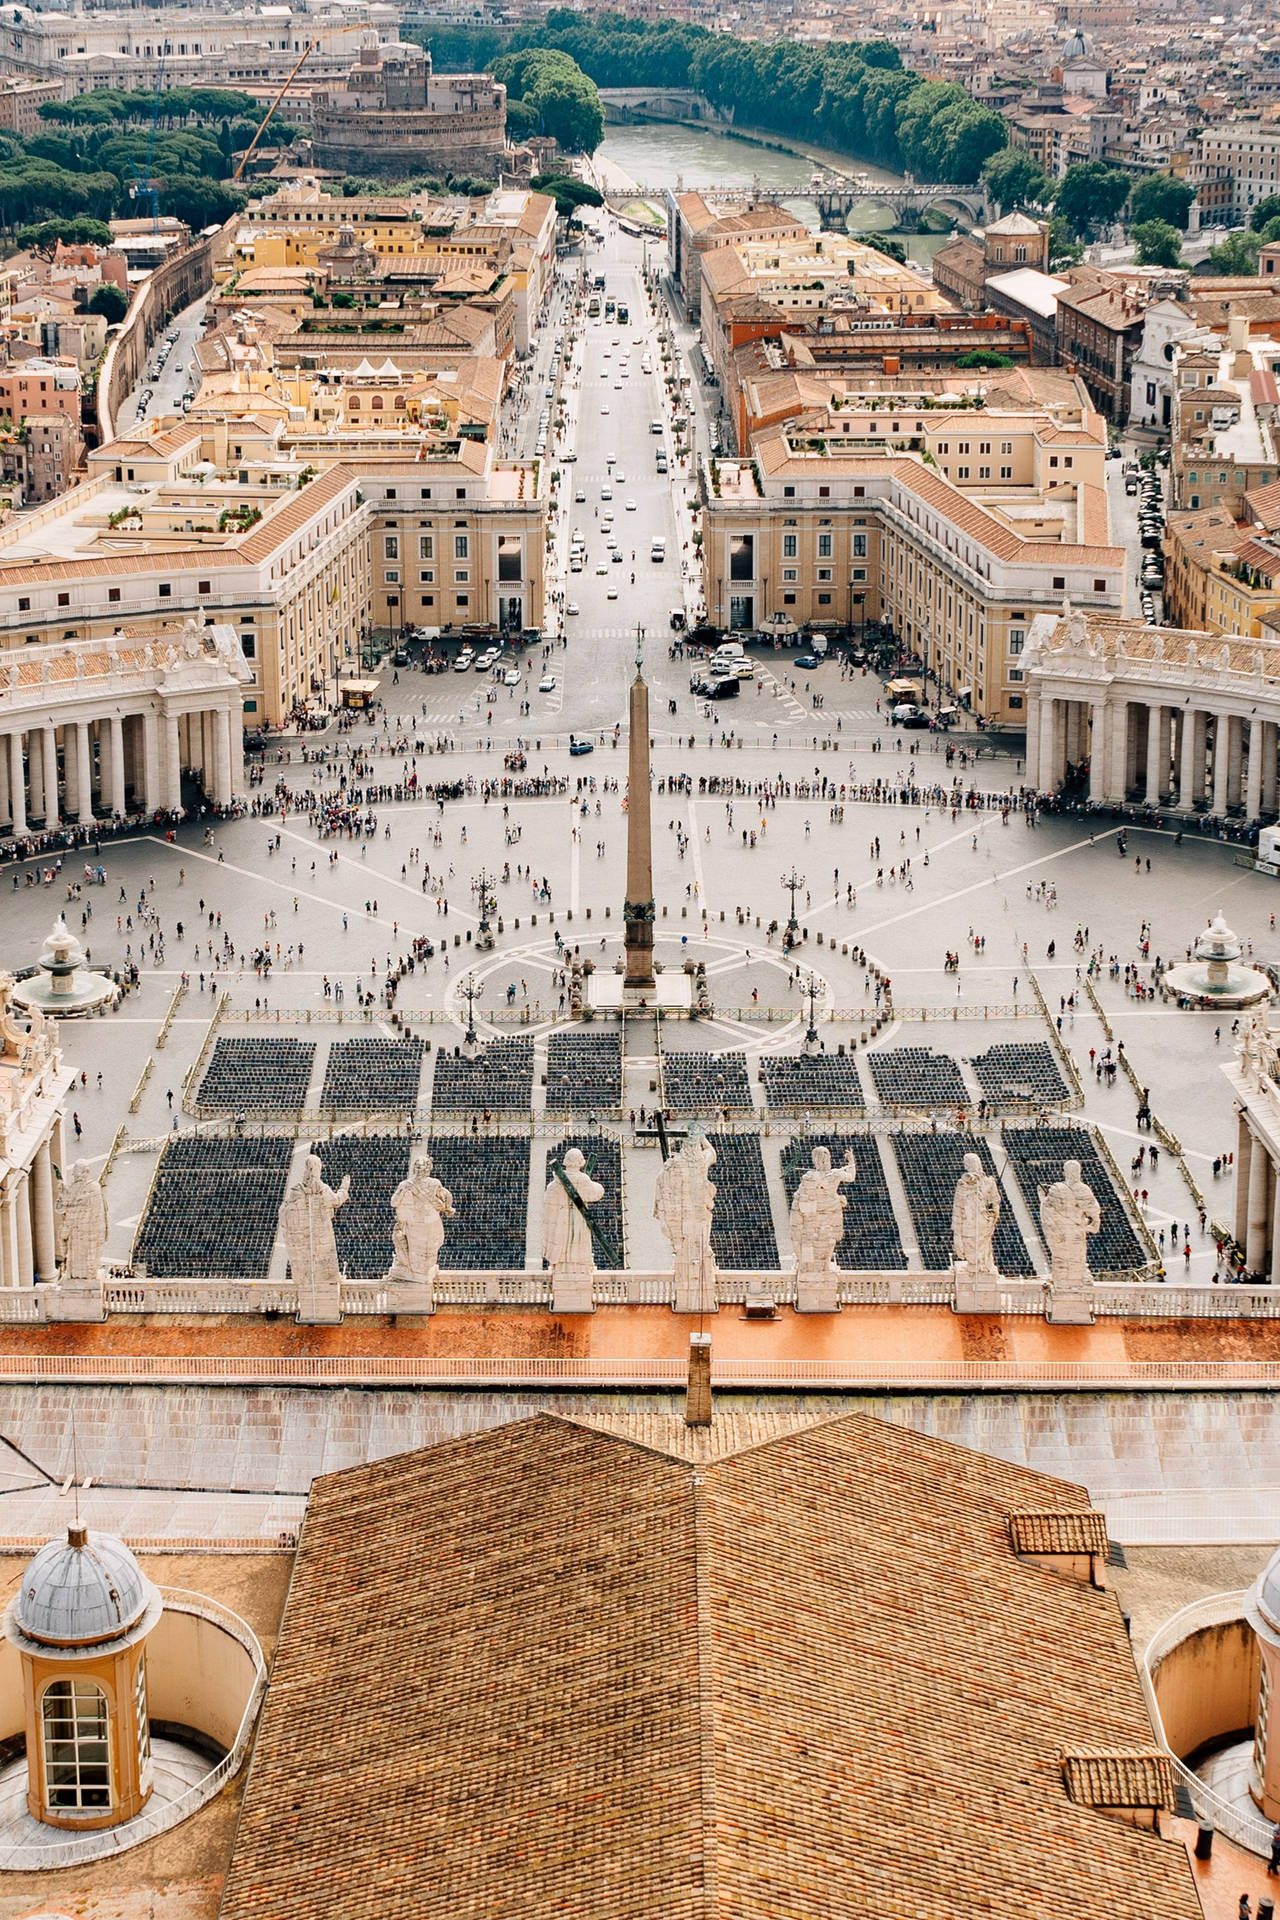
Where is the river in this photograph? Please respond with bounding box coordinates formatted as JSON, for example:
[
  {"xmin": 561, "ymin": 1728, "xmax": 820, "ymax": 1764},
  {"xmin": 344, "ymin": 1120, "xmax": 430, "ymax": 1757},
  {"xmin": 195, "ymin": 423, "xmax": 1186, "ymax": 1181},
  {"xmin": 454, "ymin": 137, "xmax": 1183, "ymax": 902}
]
[{"xmin": 594, "ymin": 120, "xmax": 955, "ymax": 268}]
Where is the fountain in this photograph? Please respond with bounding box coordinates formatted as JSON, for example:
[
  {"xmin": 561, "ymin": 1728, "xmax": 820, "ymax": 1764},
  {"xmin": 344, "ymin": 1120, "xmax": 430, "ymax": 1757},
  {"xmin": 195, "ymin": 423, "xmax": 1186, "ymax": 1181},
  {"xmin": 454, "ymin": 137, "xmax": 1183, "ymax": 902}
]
[
  {"xmin": 11, "ymin": 916, "xmax": 120, "ymax": 1018},
  {"xmin": 1161, "ymin": 910, "xmax": 1272, "ymax": 1010}
]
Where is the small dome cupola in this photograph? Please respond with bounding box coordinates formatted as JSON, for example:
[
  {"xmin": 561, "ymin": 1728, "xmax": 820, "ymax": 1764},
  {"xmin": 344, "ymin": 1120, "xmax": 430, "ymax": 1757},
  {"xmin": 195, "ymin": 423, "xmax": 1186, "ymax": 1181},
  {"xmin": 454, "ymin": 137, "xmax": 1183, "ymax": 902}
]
[{"xmin": 4, "ymin": 1527, "xmax": 162, "ymax": 1830}]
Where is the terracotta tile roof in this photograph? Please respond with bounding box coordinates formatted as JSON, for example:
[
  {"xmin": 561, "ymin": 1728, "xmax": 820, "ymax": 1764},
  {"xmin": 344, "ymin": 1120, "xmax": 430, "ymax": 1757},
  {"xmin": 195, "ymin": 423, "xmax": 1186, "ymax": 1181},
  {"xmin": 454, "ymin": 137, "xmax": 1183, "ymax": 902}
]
[
  {"xmin": 1062, "ymin": 1751, "xmax": 1177, "ymax": 1811},
  {"xmin": 219, "ymin": 1409, "xmax": 1201, "ymax": 1920},
  {"xmin": 1247, "ymin": 477, "xmax": 1280, "ymax": 530},
  {"xmin": 1009, "ymin": 1509, "xmax": 1109, "ymax": 1555}
]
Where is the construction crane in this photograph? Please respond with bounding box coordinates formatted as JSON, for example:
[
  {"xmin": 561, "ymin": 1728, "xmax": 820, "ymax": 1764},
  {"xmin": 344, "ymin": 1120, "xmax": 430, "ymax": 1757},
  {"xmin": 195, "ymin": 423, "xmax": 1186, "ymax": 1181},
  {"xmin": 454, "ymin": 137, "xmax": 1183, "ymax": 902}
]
[
  {"xmin": 127, "ymin": 50, "xmax": 166, "ymax": 233},
  {"xmin": 233, "ymin": 22, "xmax": 372, "ymax": 183}
]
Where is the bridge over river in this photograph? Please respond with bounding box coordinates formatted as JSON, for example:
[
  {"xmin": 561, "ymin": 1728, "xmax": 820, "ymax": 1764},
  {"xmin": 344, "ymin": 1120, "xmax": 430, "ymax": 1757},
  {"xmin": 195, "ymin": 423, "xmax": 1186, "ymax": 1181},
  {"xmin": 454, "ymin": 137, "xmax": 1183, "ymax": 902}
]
[{"xmin": 605, "ymin": 172, "xmax": 989, "ymax": 232}]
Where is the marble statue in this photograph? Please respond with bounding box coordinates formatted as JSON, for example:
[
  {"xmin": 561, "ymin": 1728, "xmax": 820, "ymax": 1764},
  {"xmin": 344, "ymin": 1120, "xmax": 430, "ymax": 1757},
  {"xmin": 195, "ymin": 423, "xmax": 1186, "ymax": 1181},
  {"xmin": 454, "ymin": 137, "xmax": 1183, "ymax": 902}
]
[
  {"xmin": 282, "ymin": 1154, "xmax": 349, "ymax": 1303},
  {"xmin": 790, "ymin": 1146, "xmax": 855, "ymax": 1293},
  {"xmin": 543, "ymin": 1147, "xmax": 605, "ymax": 1310},
  {"xmin": 55, "ymin": 1160, "xmax": 107, "ymax": 1287},
  {"xmin": 952, "ymin": 1151, "xmax": 1001, "ymax": 1280},
  {"xmin": 654, "ymin": 1131, "xmax": 718, "ymax": 1313},
  {"xmin": 386, "ymin": 1154, "xmax": 453, "ymax": 1286},
  {"xmin": 1040, "ymin": 1158, "xmax": 1100, "ymax": 1289}
]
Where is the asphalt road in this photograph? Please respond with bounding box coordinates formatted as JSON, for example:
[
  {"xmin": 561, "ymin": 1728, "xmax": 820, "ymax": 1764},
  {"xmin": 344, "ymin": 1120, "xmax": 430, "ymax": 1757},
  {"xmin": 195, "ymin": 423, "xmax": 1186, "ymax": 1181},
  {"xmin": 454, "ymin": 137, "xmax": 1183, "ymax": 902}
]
[{"xmin": 113, "ymin": 291, "xmax": 208, "ymax": 437}]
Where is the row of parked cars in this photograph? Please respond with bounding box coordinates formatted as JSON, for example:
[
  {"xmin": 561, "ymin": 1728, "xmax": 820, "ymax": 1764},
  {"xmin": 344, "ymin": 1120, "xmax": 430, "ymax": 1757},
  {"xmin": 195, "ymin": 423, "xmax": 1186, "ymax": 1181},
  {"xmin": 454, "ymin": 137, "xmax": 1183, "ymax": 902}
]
[{"xmin": 1134, "ymin": 465, "xmax": 1165, "ymax": 624}]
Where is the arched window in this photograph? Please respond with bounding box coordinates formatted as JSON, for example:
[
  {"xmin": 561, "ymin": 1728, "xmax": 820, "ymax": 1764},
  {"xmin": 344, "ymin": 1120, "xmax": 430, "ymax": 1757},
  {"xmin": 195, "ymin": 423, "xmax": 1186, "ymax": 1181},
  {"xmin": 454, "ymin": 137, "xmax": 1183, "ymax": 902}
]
[
  {"xmin": 371, "ymin": 395, "xmax": 384, "ymax": 411},
  {"xmin": 41, "ymin": 1678, "xmax": 110, "ymax": 1809}
]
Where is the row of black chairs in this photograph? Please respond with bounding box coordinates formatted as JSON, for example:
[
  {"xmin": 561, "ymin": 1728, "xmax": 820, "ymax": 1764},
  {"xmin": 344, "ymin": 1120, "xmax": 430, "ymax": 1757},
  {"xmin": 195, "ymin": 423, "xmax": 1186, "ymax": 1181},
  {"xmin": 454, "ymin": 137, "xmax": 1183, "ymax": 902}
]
[
  {"xmin": 762, "ymin": 1054, "xmax": 864, "ymax": 1111},
  {"xmin": 546, "ymin": 1034, "xmax": 624, "ymax": 1114},
  {"xmin": 707, "ymin": 1133, "xmax": 779, "ymax": 1270},
  {"xmin": 320, "ymin": 1039, "xmax": 424, "ymax": 1115},
  {"xmin": 549, "ymin": 1136, "xmax": 624, "ymax": 1270},
  {"xmin": 431, "ymin": 1040, "xmax": 535, "ymax": 1113},
  {"xmin": 868, "ymin": 1047, "xmax": 968, "ymax": 1110},
  {"xmin": 1003, "ymin": 1127, "xmax": 1145, "ymax": 1273},
  {"xmin": 969, "ymin": 1043, "xmax": 1069, "ymax": 1107},
  {"xmin": 424, "ymin": 1135, "xmax": 529, "ymax": 1269},
  {"xmin": 663, "ymin": 1050, "xmax": 753, "ymax": 1113},
  {"xmin": 133, "ymin": 1136, "xmax": 293, "ymax": 1276},
  {"xmin": 196, "ymin": 1038, "xmax": 315, "ymax": 1113},
  {"xmin": 893, "ymin": 1132, "xmax": 1031, "ymax": 1274},
  {"xmin": 780, "ymin": 1135, "xmax": 906, "ymax": 1271},
  {"xmin": 311, "ymin": 1137, "xmax": 412, "ymax": 1276}
]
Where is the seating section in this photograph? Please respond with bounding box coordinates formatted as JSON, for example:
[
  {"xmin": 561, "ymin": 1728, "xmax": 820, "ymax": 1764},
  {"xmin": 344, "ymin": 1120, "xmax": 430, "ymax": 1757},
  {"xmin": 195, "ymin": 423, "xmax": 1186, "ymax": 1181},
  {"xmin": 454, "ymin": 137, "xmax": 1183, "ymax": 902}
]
[
  {"xmin": 549, "ymin": 1135, "xmax": 624, "ymax": 1270},
  {"xmin": 312, "ymin": 1137, "xmax": 411, "ymax": 1276},
  {"xmin": 133, "ymin": 1136, "xmax": 292, "ymax": 1277},
  {"xmin": 761, "ymin": 1054, "xmax": 863, "ymax": 1111},
  {"xmin": 425, "ymin": 1135, "xmax": 529, "ymax": 1269},
  {"xmin": 892, "ymin": 1133, "xmax": 1031, "ymax": 1275},
  {"xmin": 969, "ymin": 1043, "xmax": 1069, "ymax": 1108},
  {"xmin": 868, "ymin": 1047, "xmax": 968, "ymax": 1109},
  {"xmin": 707, "ymin": 1134, "xmax": 778, "ymax": 1270},
  {"xmin": 780, "ymin": 1135, "xmax": 905, "ymax": 1270},
  {"xmin": 663, "ymin": 1051, "xmax": 753, "ymax": 1113},
  {"xmin": 320, "ymin": 1039, "xmax": 424, "ymax": 1115},
  {"xmin": 546, "ymin": 1034, "xmax": 623, "ymax": 1115},
  {"xmin": 196, "ymin": 1038, "xmax": 315, "ymax": 1113},
  {"xmin": 1002, "ymin": 1126, "xmax": 1145, "ymax": 1273},
  {"xmin": 431, "ymin": 1040, "xmax": 534, "ymax": 1113}
]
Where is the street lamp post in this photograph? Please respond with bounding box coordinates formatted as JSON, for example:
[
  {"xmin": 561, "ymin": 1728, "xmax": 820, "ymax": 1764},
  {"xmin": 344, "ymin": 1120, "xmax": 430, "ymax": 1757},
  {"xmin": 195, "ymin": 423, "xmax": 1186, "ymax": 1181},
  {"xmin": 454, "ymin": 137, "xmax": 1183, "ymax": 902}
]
[
  {"xmin": 473, "ymin": 869, "xmax": 497, "ymax": 951},
  {"xmin": 781, "ymin": 866, "xmax": 805, "ymax": 951},
  {"xmin": 459, "ymin": 971, "xmax": 484, "ymax": 1056},
  {"xmin": 801, "ymin": 970, "xmax": 824, "ymax": 1055}
]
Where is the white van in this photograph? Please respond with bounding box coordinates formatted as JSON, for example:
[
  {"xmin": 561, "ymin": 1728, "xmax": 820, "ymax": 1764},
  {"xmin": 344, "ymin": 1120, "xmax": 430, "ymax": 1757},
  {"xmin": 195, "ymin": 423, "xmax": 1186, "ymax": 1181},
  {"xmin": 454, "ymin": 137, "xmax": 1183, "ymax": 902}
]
[{"xmin": 650, "ymin": 538, "xmax": 666, "ymax": 561}]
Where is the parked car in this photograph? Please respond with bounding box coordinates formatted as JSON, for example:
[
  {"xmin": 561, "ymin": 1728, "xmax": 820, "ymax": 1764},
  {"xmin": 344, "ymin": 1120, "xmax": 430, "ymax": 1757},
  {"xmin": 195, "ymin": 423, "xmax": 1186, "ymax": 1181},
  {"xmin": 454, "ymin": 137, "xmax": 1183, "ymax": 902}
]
[{"xmin": 569, "ymin": 736, "xmax": 594, "ymax": 755}]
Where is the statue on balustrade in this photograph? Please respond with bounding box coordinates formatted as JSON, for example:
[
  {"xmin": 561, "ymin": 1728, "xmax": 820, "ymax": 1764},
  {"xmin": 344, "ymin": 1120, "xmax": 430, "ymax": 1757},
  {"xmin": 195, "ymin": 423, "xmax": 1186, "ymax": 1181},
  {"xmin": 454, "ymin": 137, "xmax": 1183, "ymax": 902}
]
[
  {"xmin": 387, "ymin": 1153, "xmax": 454, "ymax": 1287},
  {"xmin": 790, "ymin": 1146, "xmax": 855, "ymax": 1302},
  {"xmin": 655, "ymin": 1130, "xmax": 718, "ymax": 1314},
  {"xmin": 952, "ymin": 1151, "xmax": 1001, "ymax": 1281},
  {"xmin": 55, "ymin": 1160, "xmax": 107, "ymax": 1287},
  {"xmin": 282, "ymin": 1154, "xmax": 349, "ymax": 1299},
  {"xmin": 1040, "ymin": 1158, "xmax": 1100, "ymax": 1290},
  {"xmin": 543, "ymin": 1147, "xmax": 605, "ymax": 1311}
]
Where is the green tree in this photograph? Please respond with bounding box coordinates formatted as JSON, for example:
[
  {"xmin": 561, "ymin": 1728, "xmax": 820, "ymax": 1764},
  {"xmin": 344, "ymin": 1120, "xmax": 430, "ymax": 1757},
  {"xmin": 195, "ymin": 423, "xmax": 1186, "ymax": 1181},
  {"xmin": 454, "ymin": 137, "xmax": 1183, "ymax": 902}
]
[
  {"xmin": 1132, "ymin": 218, "xmax": 1183, "ymax": 267},
  {"xmin": 981, "ymin": 146, "xmax": 1050, "ymax": 213},
  {"xmin": 1206, "ymin": 229, "xmax": 1261, "ymax": 275},
  {"xmin": 1048, "ymin": 214, "xmax": 1084, "ymax": 268},
  {"xmin": 531, "ymin": 172, "xmax": 603, "ymax": 215},
  {"xmin": 1054, "ymin": 161, "xmax": 1131, "ymax": 237},
  {"xmin": 87, "ymin": 281, "xmax": 128, "ymax": 322},
  {"xmin": 15, "ymin": 214, "xmax": 114, "ymax": 252},
  {"xmin": 1129, "ymin": 172, "xmax": 1195, "ymax": 230},
  {"xmin": 954, "ymin": 348, "xmax": 1014, "ymax": 369},
  {"xmin": 1251, "ymin": 194, "xmax": 1280, "ymax": 232}
]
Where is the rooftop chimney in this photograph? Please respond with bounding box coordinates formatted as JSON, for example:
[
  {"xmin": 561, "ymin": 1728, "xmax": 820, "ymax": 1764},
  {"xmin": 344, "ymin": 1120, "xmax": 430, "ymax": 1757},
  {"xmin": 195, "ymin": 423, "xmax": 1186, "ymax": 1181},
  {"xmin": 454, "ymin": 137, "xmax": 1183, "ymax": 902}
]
[{"xmin": 685, "ymin": 1333, "xmax": 712, "ymax": 1428}]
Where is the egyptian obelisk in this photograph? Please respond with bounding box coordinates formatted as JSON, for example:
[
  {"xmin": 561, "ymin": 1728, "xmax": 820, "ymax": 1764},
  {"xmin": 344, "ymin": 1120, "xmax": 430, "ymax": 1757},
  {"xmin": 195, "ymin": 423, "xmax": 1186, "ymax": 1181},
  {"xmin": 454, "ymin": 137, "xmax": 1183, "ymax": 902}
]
[{"xmin": 623, "ymin": 635, "xmax": 656, "ymax": 990}]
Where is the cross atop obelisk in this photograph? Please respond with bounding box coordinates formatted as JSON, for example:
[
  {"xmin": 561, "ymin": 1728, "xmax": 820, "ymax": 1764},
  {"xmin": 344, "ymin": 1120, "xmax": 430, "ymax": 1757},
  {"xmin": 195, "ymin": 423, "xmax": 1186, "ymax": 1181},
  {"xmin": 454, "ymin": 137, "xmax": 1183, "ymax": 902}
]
[{"xmin": 623, "ymin": 624, "xmax": 656, "ymax": 990}]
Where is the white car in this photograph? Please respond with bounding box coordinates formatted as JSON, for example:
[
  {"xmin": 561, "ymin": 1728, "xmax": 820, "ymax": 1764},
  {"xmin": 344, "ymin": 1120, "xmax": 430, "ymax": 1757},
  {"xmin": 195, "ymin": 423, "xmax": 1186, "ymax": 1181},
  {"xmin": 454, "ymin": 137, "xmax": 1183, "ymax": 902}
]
[
  {"xmin": 601, "ymin": 487, "xmax": 612, "ymax": 501},
  {"xmin": 566, "ymin": 601, "xmax": 580, "ymax": 616},
  {"xmin": 614, "ymin": 381, "xmax": 623, "ymax": 390},
  {"xmin": 454, "ymin": 652, "xmax": 474, "ymax": 672},
  {"xmin": 606, "ymin": 453, "xmax": 617, "ymax": 466},
  {"xmin": 607, "ymin": 585, "xmax": 619, "ymax": 599},
  {"xmin": 596, "ymin": 563, "xmax": 608, "ymax": 575},
  {"xmin": 601, "ymin": 404, "xmax": 610, "ymax": 414},
  {"xmin": 575, "ymin": 489, "xmax": 586, "ymax": 502},
  {"xmin": 504, "ymin": 668, "xmax": 521, "ymax": 686},
  {"xmin": 625, "ymin": 499, "xmax": 637, "ymax": 512},
  {"xmin": 539, "ymin": 673, "xmax": 557, "ymax": 692}
]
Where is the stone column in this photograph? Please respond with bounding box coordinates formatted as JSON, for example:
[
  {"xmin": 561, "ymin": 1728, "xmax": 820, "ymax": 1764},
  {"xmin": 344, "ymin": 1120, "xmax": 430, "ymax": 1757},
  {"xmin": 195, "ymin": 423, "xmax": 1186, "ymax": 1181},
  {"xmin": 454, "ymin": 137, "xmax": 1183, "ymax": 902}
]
[
  {"xmin": 1034, "ymin": 694, "xmax": 1054, "ymax": 790},
  {"xmin": 0, "ymin": 1177, "xmax": 19, "ymax": 1291},
  {"xmin": 74, "ymin": 720, "xmax": 93, "ymax": 823},
  {"xmin": 1247, "ymin": 1133, "xmax": 1271, "ymax": 1273},
  {"xmin": 26, "ymin": 728, "xmax": 44, "ymax": 823},
  {"xmin": 15, "ymin": 1176, "xmax": 33, "ymax": 1289},
  {"xmin": 30, "ymin": 1142, "xmax": 56, "ymax": 1285},
  {"xmin": 1247, "ymin": 720, "xmax": 1266, "ymax": 822},
  {"xmin": 8, "ymin": 732, "xmax": 25, "ymax": 836},
  {"xmin": 1237, "ymin": 1116, "xmax": 1254, "ymax": 1247},
  {"xmin": 1264, "ymin": 721, "xmax": 1279, "ymax": 815},
  {"xmin": 1212, "ymin": 716, "xmax": 1232, "ymax": 816},
  {"xmin": 142, "ymin": 710, "xmax": 162, "ymax": 813},
  {"xmin": 164, "ymin": 712, "xmax": 182, "ymax": 812},
  {"xmin": 212, "ymin": 706, "xmax": 232, "ymax": 808},
  {"xmin": 1088, "ymin": 702, "xmax": 1109, "ymax": 804},
  {"xmin": 1145, "ymin": 705, "xmax": 1164, "ymax": 803},
  {"xmin": 1051, "ymin": 698, "xmax": 1068, "ymax": 787},
  {"xmin": 1108, "ymin": 699, "xmax": 1129, "ymax": 800},
  {"xmin": 41, "ymin": 725, "xmax": 58, "ymax": 828},
  {"xmin": 1227, "ymin": 713, "xmax": 1244, "ymax": 811},
  {"xmin": 1025, "ymin": 688, "xmax": 1042, "ymax": 787},
  {"xmin": 106, "ymin": 715, "xmax": 126, "ymax": 816}
]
